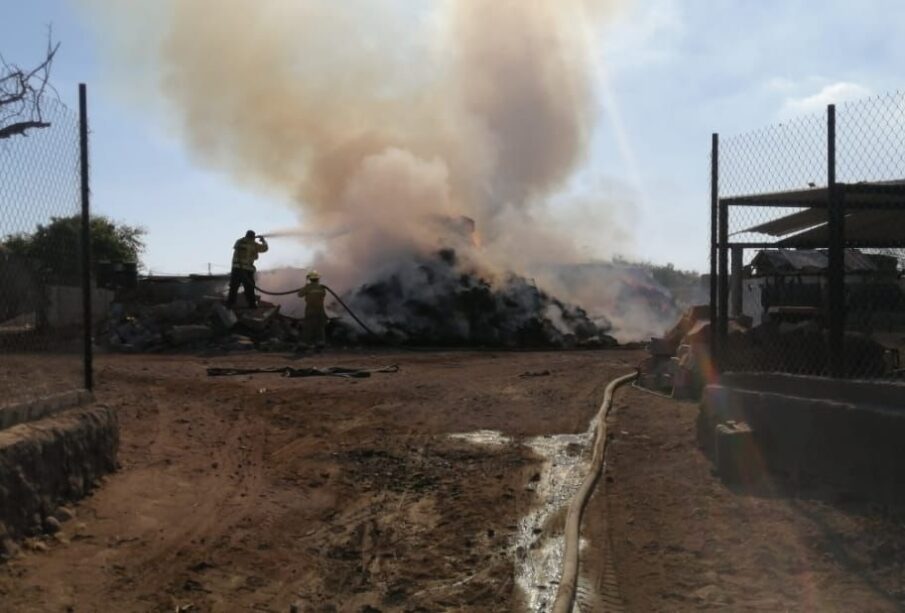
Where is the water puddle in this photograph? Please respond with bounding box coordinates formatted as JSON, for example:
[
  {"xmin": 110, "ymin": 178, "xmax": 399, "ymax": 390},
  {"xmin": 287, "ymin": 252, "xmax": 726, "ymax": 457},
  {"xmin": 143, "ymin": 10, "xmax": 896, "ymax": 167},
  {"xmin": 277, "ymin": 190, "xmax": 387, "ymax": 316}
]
[
  {"xmin": 446, "ymin": 427, "xmax": 596, "ymax": 611},
  {"xmin": 515, "ymin": 432, "xmax": 593, "ymax": 611},
  {"xmin": 448, "ymin": 429, "xmax": 513, "ymax": 448}
]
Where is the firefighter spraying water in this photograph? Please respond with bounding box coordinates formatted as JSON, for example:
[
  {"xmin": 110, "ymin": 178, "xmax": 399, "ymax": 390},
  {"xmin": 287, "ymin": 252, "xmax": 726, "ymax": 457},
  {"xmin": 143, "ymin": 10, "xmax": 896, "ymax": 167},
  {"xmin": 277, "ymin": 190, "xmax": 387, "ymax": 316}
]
[
  {"xmin": 235, "ymin": 230, "xmax": 382, "ymax": 348},
  {"xmin": 227, "ymin": 230, "xmax": 269, "ymax": 309}
]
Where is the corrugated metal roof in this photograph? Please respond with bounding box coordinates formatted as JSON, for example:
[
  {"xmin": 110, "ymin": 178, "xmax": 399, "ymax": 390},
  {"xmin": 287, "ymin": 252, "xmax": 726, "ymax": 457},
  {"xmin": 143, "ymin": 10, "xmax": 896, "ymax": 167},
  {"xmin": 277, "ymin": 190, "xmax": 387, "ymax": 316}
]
[
  {"xmin": 739, "ymin": 208, "xmax": 826, "ymax": 237},
  {"xmin": 774, "ymin": 210, "xmax": 905, "ymax": 246},
  {"xmin": 750, "ymin": 249, "xmax": 889, "ymax": 274},
  {"xmin": 725, "ymin": 180, "xmax": 905, "ymax": 208}
]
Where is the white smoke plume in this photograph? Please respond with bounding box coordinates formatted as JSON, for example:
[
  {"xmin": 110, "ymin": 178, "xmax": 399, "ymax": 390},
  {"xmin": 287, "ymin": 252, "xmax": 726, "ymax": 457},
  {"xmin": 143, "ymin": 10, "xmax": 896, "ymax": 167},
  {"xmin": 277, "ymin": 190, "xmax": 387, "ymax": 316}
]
[{"xmin": 84, "ymin": 0, "xmax": 681, "ymax": 341}]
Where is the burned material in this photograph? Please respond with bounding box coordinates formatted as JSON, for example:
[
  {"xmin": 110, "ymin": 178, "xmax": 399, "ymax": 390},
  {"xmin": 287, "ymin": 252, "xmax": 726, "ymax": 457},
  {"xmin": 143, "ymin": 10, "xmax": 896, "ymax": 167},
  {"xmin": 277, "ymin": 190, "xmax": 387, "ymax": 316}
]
[
  {"xmin": 339, "ymin": 249, "xmax": 618, "ymax": 348},
  {"xmin": 97, "ymin": 251, "xmax": 631, "ymax": 351},
  {"xmin": 636, "ymin": 305, "xmax": 716, "ymax": 399},
  {"xmin": 102, "ymin": 296, "xmax": 302, "ymax": 354}
]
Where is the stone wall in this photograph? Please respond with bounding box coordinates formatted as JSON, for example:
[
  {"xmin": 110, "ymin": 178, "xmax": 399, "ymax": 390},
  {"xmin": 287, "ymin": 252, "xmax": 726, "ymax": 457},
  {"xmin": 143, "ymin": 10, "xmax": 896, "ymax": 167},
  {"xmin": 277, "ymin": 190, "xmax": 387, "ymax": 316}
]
[
  {"xmin": 0, "ymin": 404, "xmax": 118, "ymax": 557},
  {"xmin": 698, "ymin": 373, "xmax": 905, "ymax": 503}
]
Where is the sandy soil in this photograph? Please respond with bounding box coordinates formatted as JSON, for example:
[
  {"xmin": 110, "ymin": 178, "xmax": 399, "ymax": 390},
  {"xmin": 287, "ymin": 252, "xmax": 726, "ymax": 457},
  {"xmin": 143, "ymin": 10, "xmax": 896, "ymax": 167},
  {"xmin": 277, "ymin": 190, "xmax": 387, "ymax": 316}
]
[
  {"xmin": 0, "ymin": 351, "xmax": 84, "ymax": 405},
  {"xmin": 0, "ymin": 349, "xmax": 639, "ymax": 612},
  {"xmin": 604, "ymin": 385, "xmax": 905, "ymax": 612}
]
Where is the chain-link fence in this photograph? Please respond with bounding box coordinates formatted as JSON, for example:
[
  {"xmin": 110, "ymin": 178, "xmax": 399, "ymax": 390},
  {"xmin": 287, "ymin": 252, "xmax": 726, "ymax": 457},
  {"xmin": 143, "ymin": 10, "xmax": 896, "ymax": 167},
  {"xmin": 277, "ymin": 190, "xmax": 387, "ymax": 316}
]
[
  {"xmin": 711, "ymin": 92, "xmax": 905, "ymax": 380},
  {"xmin": 0, "ymin": 94, "xmax": 90, "ymax": 403}
]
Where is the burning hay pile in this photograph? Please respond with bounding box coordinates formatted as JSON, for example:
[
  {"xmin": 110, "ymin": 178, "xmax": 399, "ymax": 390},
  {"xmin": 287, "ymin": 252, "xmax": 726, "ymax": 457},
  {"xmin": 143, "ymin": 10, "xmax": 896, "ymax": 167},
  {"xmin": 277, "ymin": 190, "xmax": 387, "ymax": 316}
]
[
  {"xmin": 100, "ymin": 248, "xmax": 619, "ymax": 353},
  {"xmin": 336, "ymin": 248, "xmax": 616, "ymax": 348}
]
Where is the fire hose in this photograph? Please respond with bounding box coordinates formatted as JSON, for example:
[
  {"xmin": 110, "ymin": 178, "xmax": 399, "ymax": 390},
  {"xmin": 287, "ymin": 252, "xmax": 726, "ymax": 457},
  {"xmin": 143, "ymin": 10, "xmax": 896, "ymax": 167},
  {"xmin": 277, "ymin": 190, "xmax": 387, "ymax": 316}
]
[
  {"xmin": 551, "ymin": 370, "xmax": 637, "ymax": 613},
  {"xmin": 253, "ymin": 282, "xmax": 381, "ymax": 340}
]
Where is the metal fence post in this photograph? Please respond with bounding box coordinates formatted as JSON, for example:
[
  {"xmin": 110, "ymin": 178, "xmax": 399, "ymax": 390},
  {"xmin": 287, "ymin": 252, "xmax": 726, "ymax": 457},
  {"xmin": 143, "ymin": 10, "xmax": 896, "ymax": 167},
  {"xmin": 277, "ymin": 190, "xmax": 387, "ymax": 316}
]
[
  {"xmin": 731, "ymin": 246, "xmax": 743, "ymax": 317},
  {"xmin": 710, "ymin": 133, "xmax": 719, "ymax": 368},
  {"xmin": 79, "ymin": 83, "xmax": 93, "ymax": 391},
  {"xmin": 718, "ymin": 198, "xmax": 729, "ymax": 367},
  {"xmin": 826, "ymin": 104, "xmax": 845, "ymax": 378}
]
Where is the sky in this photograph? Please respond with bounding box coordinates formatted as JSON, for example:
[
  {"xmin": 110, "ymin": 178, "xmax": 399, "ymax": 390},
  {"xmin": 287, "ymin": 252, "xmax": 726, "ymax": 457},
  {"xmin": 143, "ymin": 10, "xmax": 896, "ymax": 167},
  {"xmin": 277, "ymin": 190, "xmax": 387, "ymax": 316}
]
[{"xmin": 2, "ymin": 0, "xmax": 904, "ymax": 275}]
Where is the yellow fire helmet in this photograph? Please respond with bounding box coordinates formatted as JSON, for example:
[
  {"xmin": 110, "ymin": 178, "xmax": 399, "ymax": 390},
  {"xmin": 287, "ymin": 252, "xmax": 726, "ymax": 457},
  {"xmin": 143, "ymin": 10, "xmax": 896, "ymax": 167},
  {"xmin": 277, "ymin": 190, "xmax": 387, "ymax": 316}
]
[{"xmin": 306, "ymin": 270, "xmax": 321, "ymax": 281}]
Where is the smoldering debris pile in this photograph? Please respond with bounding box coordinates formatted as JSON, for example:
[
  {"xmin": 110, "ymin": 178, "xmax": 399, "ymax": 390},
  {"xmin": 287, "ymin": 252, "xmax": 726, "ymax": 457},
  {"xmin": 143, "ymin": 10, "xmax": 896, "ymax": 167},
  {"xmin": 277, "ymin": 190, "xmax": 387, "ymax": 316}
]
[
  {"xmin": 100, "ymin": 248, "xmax": 620, "ymax": 353},
  {"xmin": 336, "ymin": 248, "xmax": 618, "ymax": 348},
  {"xmin": 545, "ymin": 262, "xmax": 686, "ymax": 342},
  {"xmin": 102, "ymin": 297, "xmax": 303, "ymax": 353},
  {"xmin": 637, "ymin": 305, "xmax": 713, "ymax": 400}
]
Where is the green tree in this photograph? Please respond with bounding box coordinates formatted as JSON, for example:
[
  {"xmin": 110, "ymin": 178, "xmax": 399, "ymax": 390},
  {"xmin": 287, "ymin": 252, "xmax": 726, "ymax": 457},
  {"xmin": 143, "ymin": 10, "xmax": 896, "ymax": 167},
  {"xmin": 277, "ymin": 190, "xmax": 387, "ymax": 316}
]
[{"xmin": 2, "ymin": 215, "xmax": 144, "ymax": 280}]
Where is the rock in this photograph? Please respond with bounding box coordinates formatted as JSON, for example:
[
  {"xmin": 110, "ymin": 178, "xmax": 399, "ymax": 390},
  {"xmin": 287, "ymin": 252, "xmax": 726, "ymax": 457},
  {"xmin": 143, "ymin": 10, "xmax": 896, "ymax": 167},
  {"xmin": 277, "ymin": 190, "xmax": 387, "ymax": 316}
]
[
  {"xmin": 1, "ymin": 537, "xmax": 21, "ymax": 558},
  {"xmin": 715, "ymin": 421, "xmax": 761, "ymax": 486},
  {"xmin": 54, "ymin": 506, "xmax": 76, "ymax": 523},
  {"xmin": 145, "ymin": 299, "xmax": 197, "ymax": 323},
  {"xmin": 43, "ymin": 516, "xmax": 62, "ymax": 534},
  {"xmin": 111, "ymin": 319, "xmax": 160, "ymax": 351},
  {"xmin": 237, "ymin": 306, "xmax": 279, "ymax": 332},
  {"xmin": 213, "ymin": 303, "xmax": 238, "ymax": 329},
  {"xmin": 25, "ymin": 539, "xmax": 48, "ymax": 552},
  {"xmin": 224, "ymin": 335, "xmax": 256, "ymax": 351},
  {"xmin": 29, "ymin": 513, "xmax": 43, "ymax": 535},
  {"xmin": 166, "ymin": 325, "xmax": 214, "ymax": 346}
]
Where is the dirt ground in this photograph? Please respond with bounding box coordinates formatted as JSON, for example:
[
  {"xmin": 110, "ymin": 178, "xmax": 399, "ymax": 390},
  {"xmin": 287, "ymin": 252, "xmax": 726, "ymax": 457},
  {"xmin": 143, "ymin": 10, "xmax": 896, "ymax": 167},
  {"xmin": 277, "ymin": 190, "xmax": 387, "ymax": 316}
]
[
  {"xmin": 0, "ymin": 349, "xmax": 638, "ymax": 612},
  {"xmin": 0, "ymin": 350, "xmax": 83, "ymax": 405},
  {"xmin": 603, "ymin": 385, "xmax": 905, "ymax": 612},
  {"xmin": 5, "ymin": 349, "xmax": 905, "ymax": 612}
]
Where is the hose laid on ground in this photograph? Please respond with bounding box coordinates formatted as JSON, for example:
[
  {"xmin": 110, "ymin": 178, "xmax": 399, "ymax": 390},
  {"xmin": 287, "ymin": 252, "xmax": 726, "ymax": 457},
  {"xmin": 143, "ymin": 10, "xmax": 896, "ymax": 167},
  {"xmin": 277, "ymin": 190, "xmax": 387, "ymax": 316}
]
[
  {"xmin": 552, "ymin": 370, "xmax": 638, "ymax": 613},
  {"xmin": 253, "ymin": 282, "xmax": 381, "ymax": 339}
]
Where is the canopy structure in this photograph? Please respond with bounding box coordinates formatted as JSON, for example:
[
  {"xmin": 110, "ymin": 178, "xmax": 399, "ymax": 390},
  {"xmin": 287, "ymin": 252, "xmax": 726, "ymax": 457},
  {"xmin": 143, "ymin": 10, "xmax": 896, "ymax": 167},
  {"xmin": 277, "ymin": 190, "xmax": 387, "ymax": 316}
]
[
  {"xmin": 730, "ymin": 181, "xmax": 905, "ymax": 248},
  {"xmin": 748, "ymin": 248, "xmax": 898, "ymax": 276}
]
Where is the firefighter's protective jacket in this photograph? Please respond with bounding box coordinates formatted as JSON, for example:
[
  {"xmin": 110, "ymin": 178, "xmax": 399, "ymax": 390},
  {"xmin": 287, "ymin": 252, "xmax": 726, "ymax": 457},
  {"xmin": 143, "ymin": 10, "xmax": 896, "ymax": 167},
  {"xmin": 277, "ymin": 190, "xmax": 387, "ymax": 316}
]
[
  {"xmin": 231, "ymin": 237, "xmax": 268, "ymax": 271},
  {"xmin": 298, "ymin": 282, "xmax": 327, "ymax": 317}
]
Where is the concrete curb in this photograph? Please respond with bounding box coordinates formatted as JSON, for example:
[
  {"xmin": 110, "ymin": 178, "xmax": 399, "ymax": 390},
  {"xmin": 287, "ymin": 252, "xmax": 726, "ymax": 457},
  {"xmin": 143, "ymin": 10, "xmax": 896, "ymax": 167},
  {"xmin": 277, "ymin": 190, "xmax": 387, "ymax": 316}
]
[{"xmin": 699, "ymin": 376, "xmax": 905, "ymax": 503}]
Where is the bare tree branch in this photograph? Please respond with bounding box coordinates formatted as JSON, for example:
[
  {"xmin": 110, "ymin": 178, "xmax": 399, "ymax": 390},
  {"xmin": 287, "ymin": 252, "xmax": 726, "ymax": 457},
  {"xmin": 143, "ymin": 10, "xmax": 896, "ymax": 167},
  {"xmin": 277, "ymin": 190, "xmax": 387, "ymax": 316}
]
[
  {"xmin": 0, "ymin": 27, "xmax": 60, "ymax": 138},
  {"xmin": 0, "ymin": 120, "xmax": 51, "ymax": 140}
]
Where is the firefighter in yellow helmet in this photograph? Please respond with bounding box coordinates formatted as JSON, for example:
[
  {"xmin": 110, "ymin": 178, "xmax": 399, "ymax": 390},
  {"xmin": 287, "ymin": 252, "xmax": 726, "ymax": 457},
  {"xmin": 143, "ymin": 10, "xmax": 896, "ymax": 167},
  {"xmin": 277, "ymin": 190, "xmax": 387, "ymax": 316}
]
[
  {"xmin": 297, "ymin": 270, "xmax": 328, "ymax": 349},
  {"xmin": 227, "ymin": 230, "xmax": 268, "ymax": 308}
]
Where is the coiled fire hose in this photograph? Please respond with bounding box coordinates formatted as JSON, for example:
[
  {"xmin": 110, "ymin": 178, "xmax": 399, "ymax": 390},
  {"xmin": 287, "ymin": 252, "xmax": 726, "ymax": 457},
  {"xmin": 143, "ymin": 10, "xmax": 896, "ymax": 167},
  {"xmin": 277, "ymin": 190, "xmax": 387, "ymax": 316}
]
[
  {"xmin": 552, "ymin": 370, "xmax": 637, "ymax": 613},
  {"xmin": 253, "ymin": 283, "xmax": 381, "ymax": 339}
]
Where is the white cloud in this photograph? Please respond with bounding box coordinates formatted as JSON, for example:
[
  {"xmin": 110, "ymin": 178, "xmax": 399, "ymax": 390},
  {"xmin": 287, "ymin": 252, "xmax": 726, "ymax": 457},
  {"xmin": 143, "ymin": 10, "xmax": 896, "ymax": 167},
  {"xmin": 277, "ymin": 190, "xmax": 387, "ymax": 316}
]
[{"xmin": 781, "ymin": 81, "xmax": 873, "ymax": 117}]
